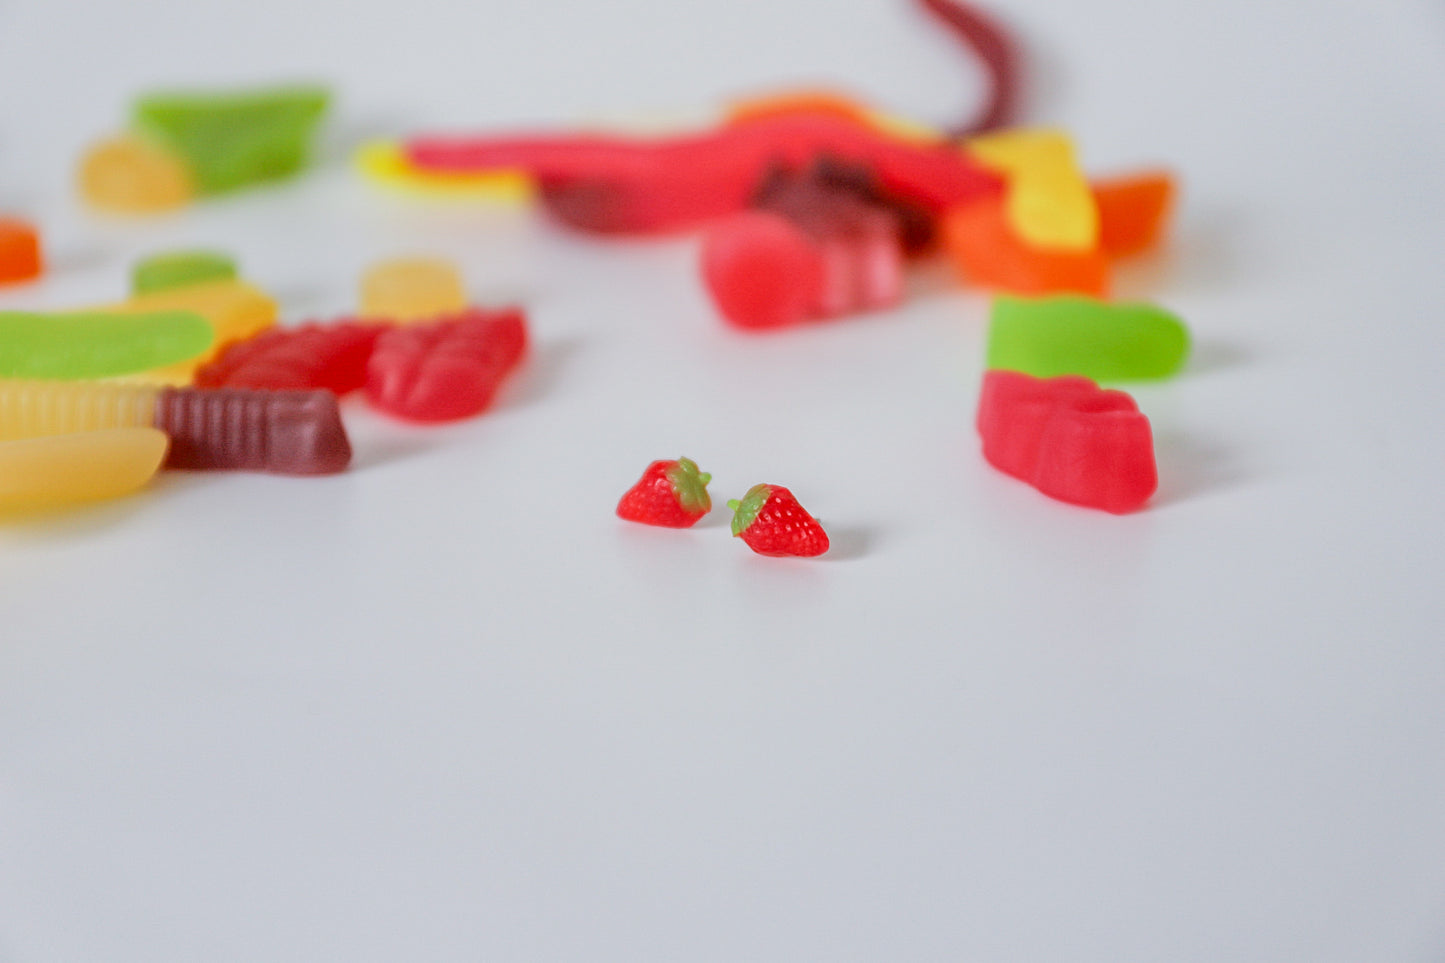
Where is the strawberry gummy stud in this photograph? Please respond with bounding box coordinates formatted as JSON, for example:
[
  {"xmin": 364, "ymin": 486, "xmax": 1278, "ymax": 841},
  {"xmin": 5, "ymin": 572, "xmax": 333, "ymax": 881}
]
[
  {"xmin": 727, "ymin": 483, "xmax": 830, "ymax": 557},
  {"xmin": 616, "ymin": 457, "xmax": 713, "ymax": 528}
]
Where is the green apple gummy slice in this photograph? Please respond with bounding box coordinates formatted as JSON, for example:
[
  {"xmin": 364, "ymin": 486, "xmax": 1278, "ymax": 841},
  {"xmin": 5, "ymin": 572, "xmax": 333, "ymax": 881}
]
[
  {"xmin": 727, "ymin": 484, "xmax": 772, "ymax": 536},
  {"xmin": 133, "ymin": 250, "xmax": 237, "ymax": 295},
  {"xmin": 132, "ymin": 85, "xmax": 330, "ymax": 195},
  {"xmin": 986, "ymin": 295, "xmax": 1190, "ymax": 381},
  {"xmin": 0, "ymin": 309, "xmax": 214, "ymax": 379}
]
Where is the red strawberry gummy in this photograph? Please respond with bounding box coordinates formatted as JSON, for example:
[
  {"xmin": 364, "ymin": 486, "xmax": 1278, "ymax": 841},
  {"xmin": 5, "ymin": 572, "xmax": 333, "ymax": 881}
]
[
  {"xmin": 727, "ymin": 484, "xmax": 830, "ymax": 557},
  {"xmin": 195, "ymin": 320, "xmax": 385, "ymax": 393},
  {"xmin": 616, "ymin": 457, "xmax": 713, "ymax": 527},
  {"xmin": 977, "ymin": 369, "xmax": 1156, "ymax": 513},
  {"xmin": 365, "ymin": 307, "xmax": 527, "ymax": 422}
]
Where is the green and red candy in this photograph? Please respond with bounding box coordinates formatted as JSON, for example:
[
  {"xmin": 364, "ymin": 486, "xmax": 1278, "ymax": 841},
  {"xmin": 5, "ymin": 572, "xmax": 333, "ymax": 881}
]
[
  {"xmin": 727, "ymin": 483, "xmax": 830, "ymax": 557},
  {"xmin": 616, "ymin": 457, "xmax": 713, "ymax": 528}
]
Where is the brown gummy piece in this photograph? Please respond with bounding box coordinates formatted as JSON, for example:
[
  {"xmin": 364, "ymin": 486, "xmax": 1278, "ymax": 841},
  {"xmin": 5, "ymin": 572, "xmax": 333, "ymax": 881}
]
[{"xmin": 155, "ymin": 387, "xmax": 351, "ymax": 475}]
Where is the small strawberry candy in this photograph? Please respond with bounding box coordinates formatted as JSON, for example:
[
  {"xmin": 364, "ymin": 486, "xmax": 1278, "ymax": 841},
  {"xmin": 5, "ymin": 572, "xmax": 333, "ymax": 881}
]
[
  {"xmin": 616, "ymin": 457, "xmax": 713, "ymax": 528},
  {"xmin": 727, "ymin": 483, "xmax": 829, "ymax": 557}
]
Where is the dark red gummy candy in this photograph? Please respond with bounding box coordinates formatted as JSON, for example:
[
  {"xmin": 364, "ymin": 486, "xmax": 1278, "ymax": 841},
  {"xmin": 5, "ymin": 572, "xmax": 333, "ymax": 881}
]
[
  {"xmin": 156, "ymin": 387, "xmax": 352, "ymax": 475},
  {"xmin": 364, "ymin": 307, "xmax": 527, "ymax": 422},
  {"xmin": 195, "ymin": 321, "xmax": 386, "ymax": 394},
  {"xmin": 976, "ymin": 369, "xmax": 1156, "ymax": 513}
]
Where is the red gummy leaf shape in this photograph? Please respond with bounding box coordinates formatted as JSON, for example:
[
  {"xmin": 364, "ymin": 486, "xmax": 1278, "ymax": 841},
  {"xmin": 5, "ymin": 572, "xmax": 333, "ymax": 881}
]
[
  {"xmin": 364, "ymin": 307, "xmax": 527, "ymax": 423},
  {"xmin": 977, "ymin": 370, "xmax": 1156, "ymax": 514},
  {"xmin": 195, "ymin": 321, "xmax": 386, "ymax": 394}
]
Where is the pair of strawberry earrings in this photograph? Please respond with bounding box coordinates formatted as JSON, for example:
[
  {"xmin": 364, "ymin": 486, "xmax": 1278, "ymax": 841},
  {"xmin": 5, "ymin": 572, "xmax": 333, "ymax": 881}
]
[{"xmin": 616, "ymin": 456, "xmax": 830, "ymax": 558}]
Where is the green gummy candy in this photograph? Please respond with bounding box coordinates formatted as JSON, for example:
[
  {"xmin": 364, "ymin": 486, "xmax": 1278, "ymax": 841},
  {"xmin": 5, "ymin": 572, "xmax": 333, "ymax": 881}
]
[
  {"xmin": 132, "ymin": 85, "xmax": 330, "ymax": 195},
  {"xmin": 133, "ymin": 250, "xmax": 237, "ymax": 295},
  {"xmin": 987, "ymin": 295, "xmax": 1190, "ymax": 381},
  {"xmin": 0, "ymin": 309, "xmax": 214, "ymax": 379}
]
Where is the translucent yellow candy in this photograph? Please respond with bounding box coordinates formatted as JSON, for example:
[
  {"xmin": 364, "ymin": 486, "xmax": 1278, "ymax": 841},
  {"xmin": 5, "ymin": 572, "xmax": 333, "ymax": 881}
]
[
  {"xmin": 354, "ymin": 142, "xmax": 533, "ymax": 201},
  {"xmin": 77, "ymin": 134, "xmax": 194, "ymax": 214},
  {"xmin": 359, "ymin": 257, "xmax": 466, "ymax": 322},
  {"xmin": 0, "ymin": 379, "xmax": 159, "ymax": 441},
  {"xmin": 0, "ymin": 428, "xmax": 167, "ymax": 515},
  {"xmin": 101, "ymin": 279, "xmax": 278, "ymax": 384},
  {"xmin": 967, "ymin": 128, "xmax": 1098, "ymax": 252}
]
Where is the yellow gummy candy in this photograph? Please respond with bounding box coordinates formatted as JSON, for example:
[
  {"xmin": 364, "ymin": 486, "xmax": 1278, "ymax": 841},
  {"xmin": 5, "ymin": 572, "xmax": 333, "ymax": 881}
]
[
  {"xmin": 359, "ymin": 257, "xmax": 466, "ymax": 322},
  {"xmin": 0, "ymin": 427, "xmax": 167, "ymax": 515},
  {"xmin": 101, "ymin": 279, "xmax": 278, "ymax": 384},
  {"xmin": 355, "ymin": 142, "xmax": 533, "ymax": 201},
  {"xmin": 0, "ymin": 379, "xmax": 160, "ymax": 441},
  {"xmin": 967, "ymin": 128, "xmax": 1098, "ymax": 252},
  {"xmin": 77, "ymin": 134, "xmax": 195, "ymax": 215}
]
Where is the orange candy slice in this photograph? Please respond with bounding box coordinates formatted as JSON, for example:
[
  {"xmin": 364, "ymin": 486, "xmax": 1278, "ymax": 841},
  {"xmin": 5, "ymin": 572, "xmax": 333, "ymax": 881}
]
[
  {"xmin": 942, "ymin": 194, "xmax": 1109, "ymax": 297},
  {"xmin": 1092, "ymin": 170, "xmax": 1176, "ymax": 258},
  {"xmin": 0, "ymin": 219, "xmax": 42, "ymax": 285}
]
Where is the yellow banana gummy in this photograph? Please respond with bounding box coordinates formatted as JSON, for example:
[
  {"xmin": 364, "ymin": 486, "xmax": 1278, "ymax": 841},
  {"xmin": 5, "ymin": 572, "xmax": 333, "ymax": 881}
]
[{"xmin": 0, "ymin": 428, "xmax": 168, "ymax": 515}]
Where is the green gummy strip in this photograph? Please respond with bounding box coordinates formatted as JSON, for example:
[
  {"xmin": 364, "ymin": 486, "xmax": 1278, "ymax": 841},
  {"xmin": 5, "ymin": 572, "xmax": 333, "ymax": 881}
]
[
  {"xmin": 132, "ymin": 85, "xmax": 330, "ymax": 195},
  {"xmin": 986, "ymin": 295, "xmax": 1190, "ymax": 381},
  {"xmin": 0, "ymin": 309, "xmax": 214, "ymax": 379},
  {"xmin": 133, "ymin": 250, "xmax": 237, "ymax": 295}
]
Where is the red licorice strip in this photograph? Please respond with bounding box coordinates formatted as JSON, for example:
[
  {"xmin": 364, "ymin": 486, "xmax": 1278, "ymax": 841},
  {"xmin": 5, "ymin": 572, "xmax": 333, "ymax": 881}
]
[
  {"xmin": 195, "ymin": 320, "xmax": 387, "ymax": 394},
  {"xmin": 365, "ymin": 307, "xmax": 528, "ymax": 423},
  {"xmin": 916, "ymin": 0, "xmax": 1020, "ymax": 136},
  {"xmin": 406, "ymin": 113, "xmax": 1004, "ymax": 234}
]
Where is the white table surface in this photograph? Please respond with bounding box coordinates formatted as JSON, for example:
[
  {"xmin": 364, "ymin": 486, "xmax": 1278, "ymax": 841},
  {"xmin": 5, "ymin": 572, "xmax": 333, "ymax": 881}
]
[{"xmin": 2, "ymin": 0, "xmax": 1443, "ymax": 959}]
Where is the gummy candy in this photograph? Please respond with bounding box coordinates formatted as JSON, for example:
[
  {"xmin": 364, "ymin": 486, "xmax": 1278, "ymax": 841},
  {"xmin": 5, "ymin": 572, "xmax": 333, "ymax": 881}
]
[
  {"xmin": 133, "ymin": 250, "xmax": 237, "ymax": 295},
  {"xmin": 727, "ymin": 484, "xmax": 830, "ymax": 557},
  {"xmin": 701, "ymin": 161, "xmax": 908, "ymax": 328},
  {"xmin": 156, "ymin": 387, "xmax": 351, "ymax": 474},
  {"xmin": 132, "ymin": 85, "xmax": 330, "ymax": 195},
  {"xmin": 987, "ymin": 295, "xmax": 1189, "ymax": 381},
  {"xmin": 195, "ymin": 320, "xmax": 384, "ymax": 393},
  {"xmin": 1093, "ymin": 170, "xmax": 1176, "ymax": 258},
  {"xmin": 977, "ymin": 369, "xmax": 1155, "ymax": 513},
  {"xmin": 0, "ymin": 379, "xmax": 350, "ymax": 475},
  {"xmin": 942, "ymin": 194, "xmax": 1108, "ymax": 296},
  {"xmin": 405, "ymin": 111, "xmax": 1003, "ymax": 235},
  {"xmin": 0, "ymin": 308, "xmax": 212, "ymax": 380},
  {"xmin": 0, "ymin": 379, "xmax": 160, "ymax": 440},
  {"xmin": 967, "ymin": 128, "xmax": 1098, "ymax": 251},
  {"xmin": 365, "ymin": 307, "xmax": 527, "ymax": 422},
  {"xmin": 0, "ymin": 219, "xmax": 43, "ymax": 285},
  {"xmin": 105, "ymin": 279, "xmax": 278, "ymax": 383},
  {"xmin": 0, "ymin": 428, "xmax": 167, "ymax": 515},
  {"xmin": 77, "ymin": 135, "xmax": 195, "ymax": 214},
  {"xmin": 354, "ymin": 141, "xmax": 533, "ymax": 200},
  {"xmin": 359, "ymin": 258, "xmax": 467, "ymax": 323},
  {"xmin": 616, "ymin": 457, "xmax": 713, "ymax": 528}
]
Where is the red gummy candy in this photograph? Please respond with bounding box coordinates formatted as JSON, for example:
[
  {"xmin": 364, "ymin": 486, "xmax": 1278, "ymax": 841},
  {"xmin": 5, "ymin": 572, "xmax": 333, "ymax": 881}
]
[
  {"xmin": 364, "ymin": 307, "xmax": 527, "ymax": 423},
  {"xmin": 701, "ymin": 159, "xmax": 911, "ymax": 329},
  {"xmin": 977, "ymin": 369, "xmax": 1156, "ymax": 513},
  {"xmin": 195, "ymin": 321, "xmax": 386, "ymax": 394},
  {"xmin": 0, "ymin": 218, "xmax": 43, "ymax": 285}
]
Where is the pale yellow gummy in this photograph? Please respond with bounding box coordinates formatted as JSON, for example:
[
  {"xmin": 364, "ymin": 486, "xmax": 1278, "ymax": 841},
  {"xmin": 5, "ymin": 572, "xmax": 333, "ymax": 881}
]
[
  {"xmin": 99, "ymin": 279, "xmax": 278, "ymax": 385},
  {"xmin": 0, "ymin": 427, "xmax": 167, "ymax": 515},
  {"xmin": 78, "ymin": 134, "xmax": 195, "ymax": 215},
  {"xmin": 967, "ymin": 128, "xmax": 1098, "ymax": 252},
  {"xmin": 0, "ymin": 379, "xmax": 160, "ymax": 441},
  {"xmin": 355, "ymin": 142, "xmax": 533, "ymax": 201},
  {"xmin": 359, "ymin": 257, "xmax": 466, "ymax": 323}
]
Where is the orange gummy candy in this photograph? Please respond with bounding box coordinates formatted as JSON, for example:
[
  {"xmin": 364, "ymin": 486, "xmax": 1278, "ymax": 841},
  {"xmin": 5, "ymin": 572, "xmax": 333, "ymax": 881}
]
[
  {"xmin": 1092, "ymin": 170, "xmax": 1176, "ymax": 258},
  {"xmin": 726, "ymin": 89, "xmax": 874, "ymax": 128},
  {"xmin": 0, "ymin": 219, "xmax": 42, "ymax": 285},
  {"xmin": 941, "ymin": 194, "xmax": 1108, "ymax": 297}
]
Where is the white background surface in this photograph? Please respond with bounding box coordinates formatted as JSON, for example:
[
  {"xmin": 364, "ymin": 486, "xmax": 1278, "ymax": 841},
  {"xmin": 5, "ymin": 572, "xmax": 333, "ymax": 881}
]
[{"xmin": 2, "ymin": 0, "xmax": 1444, "ymax": 959}]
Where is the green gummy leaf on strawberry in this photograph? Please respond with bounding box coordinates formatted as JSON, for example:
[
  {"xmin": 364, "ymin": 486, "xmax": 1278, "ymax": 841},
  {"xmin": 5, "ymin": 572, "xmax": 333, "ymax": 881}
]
[
  {"xmin": 727, "ymin": 483, "xmax": 829, "ymax": 557},
  {"xmin": 617, "ymin": 457, "xmax": 713, "ymax": 528}
]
